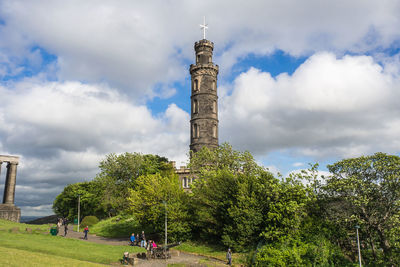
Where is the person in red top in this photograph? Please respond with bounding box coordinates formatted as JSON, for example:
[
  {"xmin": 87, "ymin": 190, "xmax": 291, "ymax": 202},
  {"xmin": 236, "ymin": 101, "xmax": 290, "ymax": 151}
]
[{"xmin": 83, "ymin": 226, "xmax": 89, "ymax": 240}]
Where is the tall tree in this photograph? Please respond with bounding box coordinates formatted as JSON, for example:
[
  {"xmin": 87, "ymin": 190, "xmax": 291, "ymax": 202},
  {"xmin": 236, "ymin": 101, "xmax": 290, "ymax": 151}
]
[
  {"xmin": 322, "ymin": 152, "xmax": 400, "ymax": 264},
  {"xmin": 94, "ymin": 153, "xmax": 172, "ymax": 213},
  {"xmin": 127, "ymin": 171, "xmax": 191, "ymax": 242}
]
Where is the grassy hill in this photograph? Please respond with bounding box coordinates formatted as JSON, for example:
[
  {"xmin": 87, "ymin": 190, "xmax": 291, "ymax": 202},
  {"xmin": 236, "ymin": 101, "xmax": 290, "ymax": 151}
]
[{"xmin": 0, "ymin": 219, "xmax": 144, "ymax": 266}]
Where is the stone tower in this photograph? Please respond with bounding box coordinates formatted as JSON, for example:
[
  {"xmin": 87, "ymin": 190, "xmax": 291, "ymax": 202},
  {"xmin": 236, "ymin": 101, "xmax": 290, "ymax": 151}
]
[{"xmin": 189, "ymin": 39, "xmax": 219, "ymax": 153}]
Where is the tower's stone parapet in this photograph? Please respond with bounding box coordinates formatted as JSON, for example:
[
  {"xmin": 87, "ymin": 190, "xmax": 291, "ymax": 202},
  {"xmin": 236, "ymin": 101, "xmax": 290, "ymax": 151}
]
[{"xmin": 189, "ymin": 39, "xmax": 219, "ymax": 153}]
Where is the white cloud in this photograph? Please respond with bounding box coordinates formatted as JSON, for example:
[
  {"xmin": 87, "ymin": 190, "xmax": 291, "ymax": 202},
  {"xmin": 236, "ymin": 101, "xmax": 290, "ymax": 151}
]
[
  {"xmin": 220, "ymin": 53, "xmax": 400, "ymax": 159},
  {"xmin": 0, "ymin": 79, "xmax": 189, "ymax": 213},
  {"xmin": 1, "ymin": 1, "xmax": 400, "ymax": 98}
]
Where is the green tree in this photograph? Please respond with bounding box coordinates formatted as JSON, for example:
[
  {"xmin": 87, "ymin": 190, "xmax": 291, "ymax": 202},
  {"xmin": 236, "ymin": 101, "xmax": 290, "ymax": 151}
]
[
  {"xmin": 53, "ymin": 181, "xmax": 105, "ymax": 220},
  {"xmin": 190, "ymin": 144, "xmax": 289, "ymax": 251},
  {"xmin": 322, "ymin": 152, "xmax": 400, "ymax": 265},
  {"xmin": 94, "ymin": 153, "xmax": 172, "ymax": 214},
  {"xmin": 127, "ymin": 171, "xmax": 191, "ymax": 242}
]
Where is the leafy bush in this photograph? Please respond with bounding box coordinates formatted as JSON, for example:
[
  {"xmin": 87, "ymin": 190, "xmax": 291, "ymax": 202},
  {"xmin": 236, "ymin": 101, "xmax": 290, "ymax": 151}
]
[{"xmin": 81, "ymin": 216, "xmax": 99, "ymax": 227}]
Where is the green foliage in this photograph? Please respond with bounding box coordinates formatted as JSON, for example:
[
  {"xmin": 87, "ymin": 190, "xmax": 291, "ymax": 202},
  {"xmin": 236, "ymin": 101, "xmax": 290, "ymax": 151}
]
[
  {"xmin": 89, "ymin": 215, "xmax": 141, "ymax": 238},
  {"xmin": 53, "ymin": 152, "xmax": 172, "ymax": 219},
  {"xmin": 190, "ymin": 144, "xmax": 304, "ymax": 252},
  {"xmin": 95, "ymin": 153, "xmax": 172, "ymax": 214},
  {"xmin": 53, "ymin": 181, "xmax": 105, "ymax": 220},
  {"xmin": 80, "ymin": 215, "xmax": 99, "ymax": 227},
  {"xmin": 128, "ymin": 171, "xmax": 191, "ymax": 242},
  {"xmin": 322, "ymin": 153, "xmax": 400, "ymax": 264}
]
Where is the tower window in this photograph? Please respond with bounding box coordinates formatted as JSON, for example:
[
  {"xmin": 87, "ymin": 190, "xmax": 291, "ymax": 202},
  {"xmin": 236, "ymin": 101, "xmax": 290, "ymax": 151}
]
[
  {"xmin": 193, "ymin": 99, "xmax": 198, "ymax": 114},
  {"xmin": 212, "ymin": 100, "xmax": 217, "ymax": 113},
  {"xmin": 212, "ymin": 80, "xmax": 216, "ymax": 90},
  {"xmin": 193, "ymin": 124, "xmax": 199, "ymax": 138},
  {"xmin": 213, "ymin": 125, "xmax": 217, "ymax": 138},
  {"xmin": 194, "ymin": 79, "xmax": 199, "ymax": 91},
  {"xmin": 197, "ymin": 55, "xmax": 200, "ymax": 64}
]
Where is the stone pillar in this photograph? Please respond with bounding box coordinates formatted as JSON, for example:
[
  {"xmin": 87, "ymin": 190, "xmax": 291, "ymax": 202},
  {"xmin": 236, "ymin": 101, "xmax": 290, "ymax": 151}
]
[{"xmin": 3, "ymin": 162, "xmax": 17, "ymax": 205}]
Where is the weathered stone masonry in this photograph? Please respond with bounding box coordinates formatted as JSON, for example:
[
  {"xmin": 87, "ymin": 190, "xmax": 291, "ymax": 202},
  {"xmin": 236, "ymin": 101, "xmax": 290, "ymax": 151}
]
[
  {"xmin": 0, "ymin": 155, "xmax": 21, "ymax": 222},
  {"xmin": 189, "ymin": 39, "xmax": 219, "ymax": 154}
]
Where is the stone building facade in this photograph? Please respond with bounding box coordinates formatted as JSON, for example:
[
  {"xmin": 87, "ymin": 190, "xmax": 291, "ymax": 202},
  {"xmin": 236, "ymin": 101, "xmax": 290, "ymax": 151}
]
[{"xmin": 176, "ymin": 38, "xmax": 219, "ymax": 189}]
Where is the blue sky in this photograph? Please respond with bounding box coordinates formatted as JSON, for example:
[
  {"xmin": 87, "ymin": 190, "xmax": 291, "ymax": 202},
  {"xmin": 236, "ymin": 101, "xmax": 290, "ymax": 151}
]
[{"xmin": 1, "ymin": 0, "xmax": 400, "ymax": 215}]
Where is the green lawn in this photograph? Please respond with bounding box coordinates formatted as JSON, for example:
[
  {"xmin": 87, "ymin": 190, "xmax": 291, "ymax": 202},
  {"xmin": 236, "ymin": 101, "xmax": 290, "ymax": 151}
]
[
  {"xmin": 89, "ymin": 216, "xmax": 142, "ymax": 238},
  {"xmin": 0, "ymin": 220, "xmax": 145, "ymax": 265},
  {"xmin": 0, "ymin": 219, "xmax": 50, "ymax": 232},
  {"xmin": 174, "ymin": 241, "xmax": 246, "ymax": 266},
  {"xmin": 0, "ymin": 246, "xmax": 105, "ymax": 266}
]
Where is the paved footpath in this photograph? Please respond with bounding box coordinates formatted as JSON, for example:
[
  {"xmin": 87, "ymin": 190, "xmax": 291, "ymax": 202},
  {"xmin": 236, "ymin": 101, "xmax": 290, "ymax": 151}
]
[{"xmin": 57, "ymin": 225, "xmax": 228, "ymax": 266}]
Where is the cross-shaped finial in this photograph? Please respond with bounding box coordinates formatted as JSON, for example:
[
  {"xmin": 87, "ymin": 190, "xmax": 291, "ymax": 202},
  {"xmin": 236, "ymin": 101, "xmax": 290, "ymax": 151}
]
[{"xmin": 200, "ymin": 16, "xmax": 208, "ymax": 40}]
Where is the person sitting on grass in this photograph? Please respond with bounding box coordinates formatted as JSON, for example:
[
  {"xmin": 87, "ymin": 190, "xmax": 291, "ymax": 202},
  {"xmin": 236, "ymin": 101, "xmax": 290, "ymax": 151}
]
[
  {"xmin": 130, "ymin": 233, "xmax": 136, "ymax": 246},
  {"xmin": 83, "ymin": 226, "xmax": 89, "ymax": 240}
]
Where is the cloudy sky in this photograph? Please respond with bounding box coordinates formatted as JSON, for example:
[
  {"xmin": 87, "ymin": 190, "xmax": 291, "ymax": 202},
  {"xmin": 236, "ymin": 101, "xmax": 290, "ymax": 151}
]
[{"xmin": 1, "ymin": 0, "xmax": 400, "ymax": 216}]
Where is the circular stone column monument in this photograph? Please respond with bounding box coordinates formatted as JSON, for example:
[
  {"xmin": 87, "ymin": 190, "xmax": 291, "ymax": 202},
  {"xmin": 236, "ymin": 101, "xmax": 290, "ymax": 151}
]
[{"xmin": 0, "ymin": 155, "xmax": 21, "ymax": 222}]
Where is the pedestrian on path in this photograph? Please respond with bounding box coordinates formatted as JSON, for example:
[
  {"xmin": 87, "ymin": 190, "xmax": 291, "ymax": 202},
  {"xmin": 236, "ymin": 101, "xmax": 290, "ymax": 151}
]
[
  {"xmin": 226, "ymin": 248, "xmax": 232, "ymax": 266},
  {"xmin": 83, "ymin": 226, "xmax": 89, "ymax": 240},
  {"xmin": 64, "ymin": 224, "xmax": 68, "ymax": 237},
  {"xmin": 140, "ymin": 231, "xmax": 146, "ymax": 248}
]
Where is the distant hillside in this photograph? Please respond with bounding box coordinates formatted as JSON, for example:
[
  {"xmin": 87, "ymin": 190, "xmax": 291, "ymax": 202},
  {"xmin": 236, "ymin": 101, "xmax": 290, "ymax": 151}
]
[{"xmin": 26, "ymin": 215, "xmax": 58, "ymax": 225}]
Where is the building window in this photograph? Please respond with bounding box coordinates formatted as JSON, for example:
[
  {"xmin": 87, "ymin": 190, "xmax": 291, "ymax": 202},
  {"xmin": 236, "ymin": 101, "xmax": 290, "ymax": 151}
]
[
  {"xmin": 193, "ymin": 124, "xmax": 199, "ymax": 138},
  {"xmin": 197, "ymin": 55, "xmax": 200, "ymax": 64},
  {"xmin": 183, "ymin": 177, "xmax": 187, "ymax": 188},
  {"xmin": 193, "ymin": 99, "xmax": 198, "ymax": 114},
  {"xmin": 194, "ymin": 79, "xmax": 199, "ymax": 91}
]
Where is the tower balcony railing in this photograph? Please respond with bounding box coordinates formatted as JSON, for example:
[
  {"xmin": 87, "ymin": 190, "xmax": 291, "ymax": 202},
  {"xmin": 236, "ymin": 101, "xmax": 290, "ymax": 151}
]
[{"xmin": 189, "ymin": 63, "xmax": 219, "ymax": 73}]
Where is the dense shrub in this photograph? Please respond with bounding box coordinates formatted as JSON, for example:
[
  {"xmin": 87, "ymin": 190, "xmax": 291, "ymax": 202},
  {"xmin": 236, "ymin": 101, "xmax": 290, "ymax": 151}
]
[{"xmin": 81, "ymin": 216, "xmax": 99, "ymax": 227}]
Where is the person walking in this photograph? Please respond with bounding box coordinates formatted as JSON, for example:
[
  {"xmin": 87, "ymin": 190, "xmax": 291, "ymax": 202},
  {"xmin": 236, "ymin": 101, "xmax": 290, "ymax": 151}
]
[
  {"xmin": 64, "ymin": 223, "xmax": 68, "ymax": 237},
  {"xmin": 83, "ymin": 226, "xmax": 89, "ymax": 240},
  {"xmin": 140, "ymin": 231, "xmax": 146, "ymax": 248},
  {"xmin": 226, "ymin": 248, "xmax": 232, "ymax": 266}
]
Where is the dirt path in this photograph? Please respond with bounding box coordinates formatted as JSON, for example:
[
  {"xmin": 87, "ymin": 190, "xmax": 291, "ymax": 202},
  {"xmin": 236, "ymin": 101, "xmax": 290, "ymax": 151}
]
[
  {"xmin": 57, "ymin": 225, "xmax": 229, "ymax": 266},
  {"xmin": 57, "ymin": 225, "xmax": 128, "ymax": 245}
]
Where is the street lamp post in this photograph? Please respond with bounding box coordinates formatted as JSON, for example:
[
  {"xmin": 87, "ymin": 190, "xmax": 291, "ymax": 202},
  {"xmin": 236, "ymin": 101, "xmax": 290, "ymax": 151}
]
[
  {"xmin": 355, "ymin": 225, "xmax": 362, "ymax": 267},
  {"xmin": 164, "ymin": 201, "xmax": 167, "ymax": 247},
  {"xmin": 77, "ymin": 194, "xmax": 81, "ymax": 232}
]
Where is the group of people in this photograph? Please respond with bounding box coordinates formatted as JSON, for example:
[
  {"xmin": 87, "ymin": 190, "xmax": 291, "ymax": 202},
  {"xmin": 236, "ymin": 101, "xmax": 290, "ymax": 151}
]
[
  {"xmin": 129, "ymin": 231, "xmax": 148, "ymax": 247},
  {"xmin": 56, "ymin": 217, "xmax": 69, "ymax": 236},
  {"xmin": 129, "ymin": 231, "xmax": 157, "ymax": 253}
]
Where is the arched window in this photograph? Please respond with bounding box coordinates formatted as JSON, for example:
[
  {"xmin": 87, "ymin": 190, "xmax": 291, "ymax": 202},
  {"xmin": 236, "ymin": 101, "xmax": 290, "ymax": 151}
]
[
  {"xmin": 193, "ymin": 99, "xmax": 198, "ymax": 114},
  {"xmin": 194, "ymin": 79, "xmax": 199, "ymax": 91}
]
